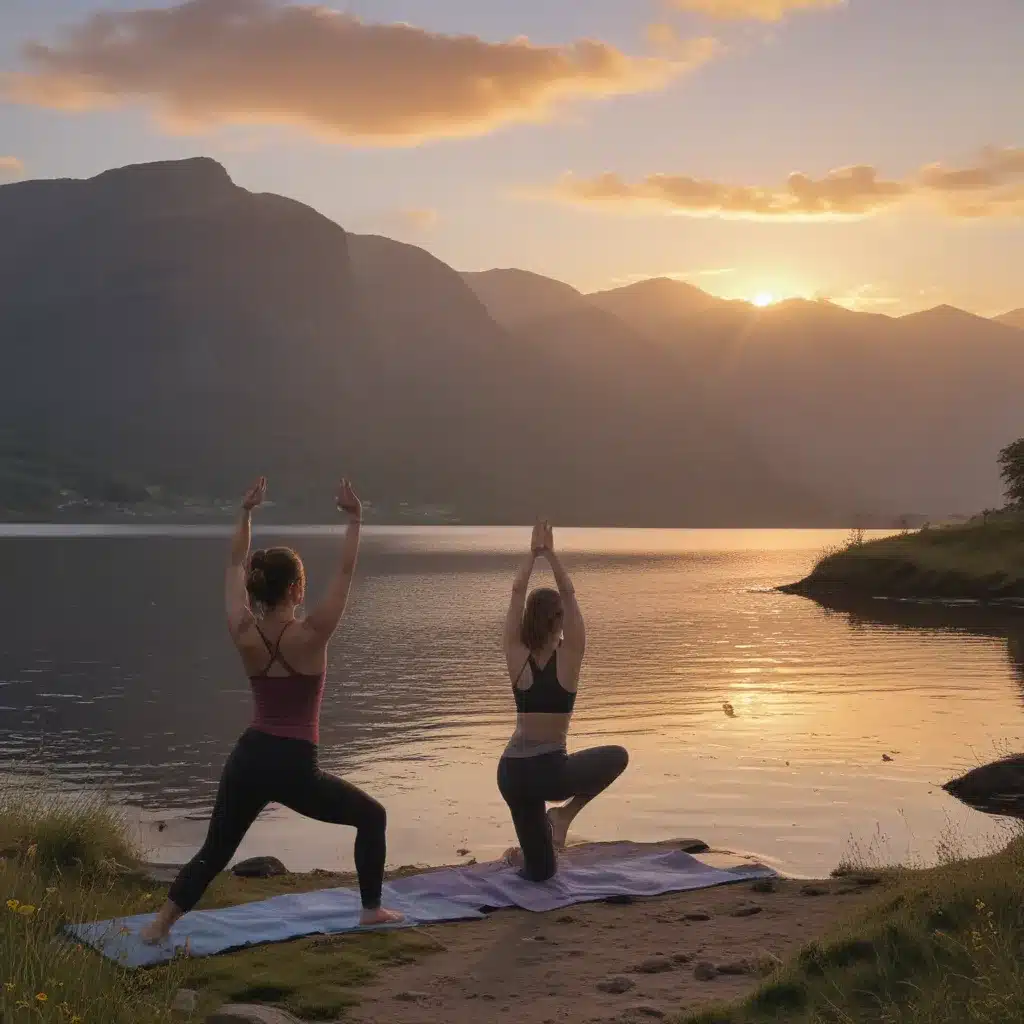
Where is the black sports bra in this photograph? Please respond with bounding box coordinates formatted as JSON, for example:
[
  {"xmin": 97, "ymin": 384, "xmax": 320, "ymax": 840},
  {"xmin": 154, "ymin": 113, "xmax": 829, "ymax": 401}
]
[{"xmin": 513, "ymin": 651, "xmax": 576, "ymax": 715}]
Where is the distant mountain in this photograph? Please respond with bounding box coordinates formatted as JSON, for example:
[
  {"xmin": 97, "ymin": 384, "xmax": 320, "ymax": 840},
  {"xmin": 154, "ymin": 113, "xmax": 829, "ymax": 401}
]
[
  {"xmin": 460, "ymin": 269, "xmax": 587, "ymax": 330},
  {"xmin": 586, "ymin": 277, "xmax": 725, "ymax": 336},
  {"xmin": 0, "ymin": 158, "xmax": 827, "ymax": 525},
  {"xmin": 996, "ymin": 308, "xmax": 1024, "ymax": 330}
]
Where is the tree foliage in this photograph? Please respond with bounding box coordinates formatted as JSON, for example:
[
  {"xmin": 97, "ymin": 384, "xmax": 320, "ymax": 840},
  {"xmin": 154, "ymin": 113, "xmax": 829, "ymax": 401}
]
[{"xmin": 998, "ymin": 437, "xmax": 1024, "ymax": 506}]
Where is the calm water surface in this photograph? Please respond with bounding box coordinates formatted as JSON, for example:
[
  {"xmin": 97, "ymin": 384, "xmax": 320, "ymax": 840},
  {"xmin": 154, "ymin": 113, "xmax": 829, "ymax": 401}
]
[{"xmin": 2, "ymin": 527, "xmax": 1022, "ymax": 877}]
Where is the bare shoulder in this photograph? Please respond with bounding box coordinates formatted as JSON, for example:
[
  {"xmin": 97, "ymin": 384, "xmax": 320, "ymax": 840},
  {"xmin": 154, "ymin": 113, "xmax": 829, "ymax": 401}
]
[
  {"xmin": 556, "ymin": 645, "xmax": 583, "ymax": 692},
  {"xmin": 506, "ymin": 641, "xmax": 532, "ymax": 688}
]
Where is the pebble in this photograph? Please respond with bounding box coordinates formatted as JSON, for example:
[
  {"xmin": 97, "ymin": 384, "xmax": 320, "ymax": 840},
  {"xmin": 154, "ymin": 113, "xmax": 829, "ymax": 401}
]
[
  {"xmin": 621, "ymin": 1005, "xmax": 666, "ymax": 1020},
  {"xmin": 730, "ymin": 904, "xmax": 763, "ymax": 918},
  {"xmin": 716, "ymin": 959, "xmax": 754, "ymax": 976},
  {"xmin": 751, "ymin": 878, "xmax": 776, "ymax": 894},
  {"xmin": 604, "ymin": 894, "xmax": 635, "ymax": 905},
  {"xmin": 671, "ymin": 952, "xmax": 693, "ymax": 965},
  {"xmin": 231, "ymin": 856, "xmax": 287, "ymax": 879},
  {"xmin": 556, "ymin": 914, "xmax": 577, "ymax": 924},
  {"xmin": 204, "ymin": 1007, "xmax": 304, "ymax": 1024},
  {"xmin": 682, "ymin": 911, "xmax": 711, "ymax": 922},
  {"xmin": 597, "ymin": 976, "xmax": 635, "ymax": 994},
  {"xmin": 694, "ymin": 961, "xmax": 718, "ymax": 981},
  {"xmin": 634, "ymin": 956, "xmax": 674, "ymax": 974},
  {"xmin": 394, "ymin": 990, "xmax": 428, "ymax": 1003}
]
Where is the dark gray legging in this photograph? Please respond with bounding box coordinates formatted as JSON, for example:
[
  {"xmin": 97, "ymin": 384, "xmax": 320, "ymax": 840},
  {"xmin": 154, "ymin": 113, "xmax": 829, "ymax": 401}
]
[{"xmin": 497, "ymin": 745, "xmax": 629, "ymax": 882}]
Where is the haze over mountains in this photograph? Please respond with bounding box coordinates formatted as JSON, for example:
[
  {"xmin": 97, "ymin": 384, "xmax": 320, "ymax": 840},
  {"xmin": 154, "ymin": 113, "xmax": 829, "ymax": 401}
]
[{"xmin": 0, "ymin": 157, "xmax": 1020, "ymax": 524}]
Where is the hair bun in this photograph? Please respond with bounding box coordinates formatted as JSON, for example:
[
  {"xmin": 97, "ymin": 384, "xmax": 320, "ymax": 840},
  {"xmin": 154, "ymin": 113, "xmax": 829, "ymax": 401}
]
[{"xmin": 249, "ymin": 549, "xmax": 268, "ymax": 570}]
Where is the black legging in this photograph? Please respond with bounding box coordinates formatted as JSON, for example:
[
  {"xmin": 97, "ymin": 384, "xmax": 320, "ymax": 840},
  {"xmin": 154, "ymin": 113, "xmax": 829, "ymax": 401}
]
[
  {"xmin": 168, "ymin": 728, "xmax": 387, "ymax": 912},
  {"xmin": 497, "ymin": 745, "xmax": 629, "ymax": 883}
]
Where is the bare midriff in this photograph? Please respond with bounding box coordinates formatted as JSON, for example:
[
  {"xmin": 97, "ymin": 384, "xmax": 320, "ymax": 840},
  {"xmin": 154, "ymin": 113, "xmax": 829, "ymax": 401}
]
[{"xmin": 503, "ymin": 711, "xmax": 572, "ymax": 758}]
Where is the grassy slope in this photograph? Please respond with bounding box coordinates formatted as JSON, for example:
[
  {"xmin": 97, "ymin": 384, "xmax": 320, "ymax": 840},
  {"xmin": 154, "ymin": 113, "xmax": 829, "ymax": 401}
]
[
  {"xmin": 784, "ymin": 517, "xmax": 1024, "ymax": 601},
  {"xmin": 0, "ymin": 790, "xmax": 440, "ymax": 1022},
  {"xmin": 679, "ymin": 833, "xmax": 1024, "ymax": 1024}
]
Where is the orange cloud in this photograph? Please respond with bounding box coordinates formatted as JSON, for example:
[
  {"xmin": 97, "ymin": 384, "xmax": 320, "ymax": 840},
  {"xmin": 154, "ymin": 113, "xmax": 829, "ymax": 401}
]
[
  {"xmin": 549, "ymin": 147, "xmax": 1024, "ymax": 220},
  {"xmin": 0, "ymin": 156, "xmax": 25, "ymax": 178},
  {"xmin": 670, "ymin": 0, "xmax": 844, "ymax": 19},
  {"xmin": 3, "ymin": 0, "xmax": 714, "ymax": 145}
]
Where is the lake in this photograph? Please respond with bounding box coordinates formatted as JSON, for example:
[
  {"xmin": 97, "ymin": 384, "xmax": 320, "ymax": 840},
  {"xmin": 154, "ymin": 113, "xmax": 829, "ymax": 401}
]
[{"xmin": 1, "ymin": 526, "xmax": 1021, "ymax": 878}]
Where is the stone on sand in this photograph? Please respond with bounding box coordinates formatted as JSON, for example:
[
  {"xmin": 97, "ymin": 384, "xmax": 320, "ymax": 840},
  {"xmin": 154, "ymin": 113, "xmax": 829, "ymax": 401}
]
[
  {"xmin": 596, "ymin": 976, "xmax": 636, "ymax": 994},
  {"xmin": 204, "ymin": 1006, "xmax": 304, "ymax": 1024},
  {"xmin": 231, "ymin": 856, "xmax": 288, "ymax": 879}
]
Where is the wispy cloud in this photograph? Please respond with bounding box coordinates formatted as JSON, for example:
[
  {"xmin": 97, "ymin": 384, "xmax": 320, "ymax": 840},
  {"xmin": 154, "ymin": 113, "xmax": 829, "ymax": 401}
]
[
  {"xmin": 3, "ymin": 0, "xmax": 716, "ymax": 146},
  {"xmin": 0, "ymin": 156, "xmax": 25, "ymax": 178},
  {"xmin": 669, "ymin": 0, "xmax": 844, "ymax": 21},
  {"xmin": 547, "ymin": 147, "xmax": 1024, "ymax": 220}
]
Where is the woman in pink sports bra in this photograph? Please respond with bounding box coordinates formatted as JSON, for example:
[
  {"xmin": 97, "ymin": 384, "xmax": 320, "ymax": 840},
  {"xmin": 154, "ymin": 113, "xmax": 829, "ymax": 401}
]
[{"xmin": 141, "ymin": 476, "xmax": 402, "ymax": 943}]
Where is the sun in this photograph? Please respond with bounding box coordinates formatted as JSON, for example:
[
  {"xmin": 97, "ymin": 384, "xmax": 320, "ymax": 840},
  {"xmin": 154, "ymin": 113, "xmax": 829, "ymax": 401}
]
[{"xmin": 752, "ymin": 292, "xmax": 776, "ymax": 308}]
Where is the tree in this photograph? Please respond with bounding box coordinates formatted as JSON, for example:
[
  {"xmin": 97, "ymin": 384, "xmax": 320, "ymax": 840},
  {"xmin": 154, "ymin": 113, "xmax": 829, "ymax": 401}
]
[{"xmin": 998, "ymin": 438, "xmax": 1024, "ymax": 507}]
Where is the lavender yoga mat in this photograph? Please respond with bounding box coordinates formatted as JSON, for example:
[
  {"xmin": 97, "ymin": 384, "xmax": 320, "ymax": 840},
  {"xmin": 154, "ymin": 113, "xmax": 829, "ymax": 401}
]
[{"xmin": 390, "ymin": 842, "xmax": 775, "ymax": 914}]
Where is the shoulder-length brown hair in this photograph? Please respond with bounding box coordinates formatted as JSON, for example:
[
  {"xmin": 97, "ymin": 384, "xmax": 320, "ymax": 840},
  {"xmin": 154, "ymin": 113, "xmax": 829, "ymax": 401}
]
[{"xmin": 521, "ymin": 587, "xmax": 563, "ymax": 651}]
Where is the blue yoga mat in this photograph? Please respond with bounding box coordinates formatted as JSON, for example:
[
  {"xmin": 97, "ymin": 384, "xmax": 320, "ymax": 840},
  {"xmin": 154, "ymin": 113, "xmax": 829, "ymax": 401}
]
[
  {"xmin": 68, "ymin": 842, "xmax": 775, "ymax": 966},
  {"xmin": 66, "ymin": 887, "xmax": 483, "ymax": 968}
]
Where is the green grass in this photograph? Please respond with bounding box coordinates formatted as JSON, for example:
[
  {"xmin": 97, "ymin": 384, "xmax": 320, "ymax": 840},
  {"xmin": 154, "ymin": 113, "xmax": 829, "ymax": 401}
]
[
  {"xmin": 0, "ymin": 787, "xmax": 440, "ymax": 1022},
  {"xmin": 792, "ymin": 515, "xmax": 1024, "ymax": 600},
  {"xmin": 679, "ymin": 831, "xmax": 1024, "ymax": 1024}
]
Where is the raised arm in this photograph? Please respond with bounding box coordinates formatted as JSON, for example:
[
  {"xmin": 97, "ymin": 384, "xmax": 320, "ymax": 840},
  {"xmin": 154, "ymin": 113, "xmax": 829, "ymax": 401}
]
[
  {"xmin": 504, "ymin": 523, "xmax": 545, "ymax": 671},
  {"xmin": 543, "ymin": 525, "xmax": 585, "ymax": 656},
  {"xmin": 225, "ymin": 477, "xmax": 266, "ymax": 638},
  {"xmin": 303, "ymin": 478, "xmax": 362, "ymax": 640}
]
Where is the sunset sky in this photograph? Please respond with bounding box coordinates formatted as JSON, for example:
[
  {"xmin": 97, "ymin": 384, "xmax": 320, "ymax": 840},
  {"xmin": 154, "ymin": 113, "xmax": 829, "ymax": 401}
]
[{"xmin": 1, "ymin": 0, "xmax": 1021, "ymax": 315}]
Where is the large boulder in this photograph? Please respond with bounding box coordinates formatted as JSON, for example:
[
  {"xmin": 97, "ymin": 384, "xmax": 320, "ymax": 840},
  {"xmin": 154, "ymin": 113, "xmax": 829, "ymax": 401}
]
[{"xmin": 943, "ymin": 755, "xmax": 1024, "ymax": 818}]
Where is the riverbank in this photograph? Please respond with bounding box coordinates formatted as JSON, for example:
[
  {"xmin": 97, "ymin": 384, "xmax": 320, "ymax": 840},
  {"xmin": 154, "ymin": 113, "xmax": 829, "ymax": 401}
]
[
  {"xmin": 3, "ymin": 790, "xmax": 1022, "ymax": 1024},
  {"xmin": 780, "ymin": 515, "xmax": 1024, "ymax": 603}
]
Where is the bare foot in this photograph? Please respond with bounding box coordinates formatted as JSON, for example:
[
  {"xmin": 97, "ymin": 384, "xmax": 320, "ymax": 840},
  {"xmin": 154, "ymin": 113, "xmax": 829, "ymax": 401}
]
[
  {"xmin": 139, "ymin": 920, "xmax": 170, "ymax": 945},
  {"xmin": 359, "ymin": 907, "xmax": 404, "ymax": 926},
  {"xmin": 547, "ymin": 806, "xmax": 572, "ymax": 850},
  {"xmin": 503, "ymin": 846, "xmax": 524, "ymax": 869}
]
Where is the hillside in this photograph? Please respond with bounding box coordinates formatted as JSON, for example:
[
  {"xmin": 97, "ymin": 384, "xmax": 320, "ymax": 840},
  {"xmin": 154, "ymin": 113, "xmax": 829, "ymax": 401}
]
[
  {"xmin": 465, "ymin": 270, "xmax": 1024, "ymax": 519},
  {"xmin": 0, "ymin": 158, "xmax": 827, "ymax": 525},
  {"xmin": 997, "ymin": 308, "xmax": 1024, "ymax": 330}
]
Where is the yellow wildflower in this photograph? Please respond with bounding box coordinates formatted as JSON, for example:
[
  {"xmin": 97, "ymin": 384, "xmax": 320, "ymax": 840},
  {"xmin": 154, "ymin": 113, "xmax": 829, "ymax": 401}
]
[
  {"xmin": 4, "ymin": 981, "xmax": 15, "ymax": 991},
  {"xmin": 36, "ymin": 992, "xmax": 48, "ymax": 1003},
  {"xmin": 25, "ymin": 845, "xmax": 37, "ymax": 859},
  {"xmin": 17, "ymin": 904, "xmax": 35, "ymax": 916},
  {"xmin": 71, "ymin": 1016, "xmax": 82, "ymax": 1024},
  {"xmin": 6, "ymin": 898, "xmax": 19, "ymax": 911}
]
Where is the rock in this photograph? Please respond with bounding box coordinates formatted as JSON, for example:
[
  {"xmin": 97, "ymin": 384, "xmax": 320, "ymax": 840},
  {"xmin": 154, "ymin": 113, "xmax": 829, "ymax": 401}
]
[
  {"xmin": 621, "ymin": 1005, "xmax": 666, "ymax": 1020},
  {"xmin": 730, "ymin": 904, "xmax": 763, "ymax": 918},
  {"xmin": 634, "ymin": 956, "xmax": 674, "ymax": 974},
  {"xmin": 556, "ymin": 914, "xmax": 576, "ymax": 924},
  {"xmin": 716, "ymin": 959, "xmax": 755, "ymax": 976},
  {"xmin": 678, "ymin": 839, "xmax": 711, "ymax": 854},
  {"xmin": 882, "ymin": 754, "xmax": 894, "ymax": 762},
  {"xmin": 172, "ymin": 989, "xmax": 199, "ymax": 1014},
  {"xmin": 683, "ymin": 911, "xmax": 711, "ymax": 922},
  {"xmin": 604, "ymin": 894, "xmax": 635, "ymax": 905},
  {"xmin": 751, "ymin": 878, "xmax": 776, "ymax": 894},
  {"xmin": 722, "ymin": 702, "xmax": 736, "ymax": 718},
  {"xmin": 597, "ymin": 976, "xmax": 635, "ymax": 994},
  {"xmin": 671, "ymin": 952, "xmax": 693, "ymax": 964},
  {"xmin": 457, "ymin": 848, "xmax": 470, "ymax": 857},
  {"xmin": 801, "ymin": 885, "xmax": 830, "ymax": 897},
  {"xmin": 943, "ymin": 753, "xmax": 1024, "ymax": 819},
  {"xmin": 205, "ymin": 1007, "xmax": 304, "ymax": 1024},
  {"xmin": 694, "ymin": 961, "xmax": 718, "ymax": 981},
  {"xmin": 394, "ymin": 990, "xmax": 429, "ymax": 1002},
  {"xmin": 231, "ymin": 856, "xmax": 287, "ymax": 879}
]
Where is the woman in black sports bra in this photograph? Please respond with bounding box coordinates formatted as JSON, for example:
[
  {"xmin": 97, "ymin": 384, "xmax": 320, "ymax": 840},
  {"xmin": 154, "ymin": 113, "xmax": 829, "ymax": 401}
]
[{"xmin": 497, "ymin": 521, "xmax": 629, "ymax": 881}]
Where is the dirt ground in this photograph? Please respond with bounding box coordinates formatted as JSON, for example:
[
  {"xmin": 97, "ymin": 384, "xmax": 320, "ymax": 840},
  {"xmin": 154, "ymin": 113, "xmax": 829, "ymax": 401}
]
[{"xmin": 346, "ymin": 862, "xmax": 881, "ymax": 1024}]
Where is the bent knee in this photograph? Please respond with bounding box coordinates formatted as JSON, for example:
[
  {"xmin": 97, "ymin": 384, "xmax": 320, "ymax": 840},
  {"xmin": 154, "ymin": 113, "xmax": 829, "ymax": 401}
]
[
  {"xmin": 609, "ymin": 745, "xmax": 630, "ymax": 774},
  {"xmin": 360, "ymin": 797, "xmax": 387, "ymax": 834}
]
